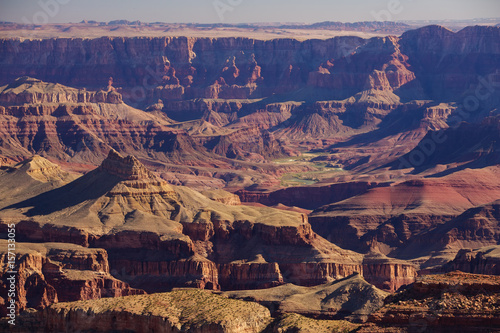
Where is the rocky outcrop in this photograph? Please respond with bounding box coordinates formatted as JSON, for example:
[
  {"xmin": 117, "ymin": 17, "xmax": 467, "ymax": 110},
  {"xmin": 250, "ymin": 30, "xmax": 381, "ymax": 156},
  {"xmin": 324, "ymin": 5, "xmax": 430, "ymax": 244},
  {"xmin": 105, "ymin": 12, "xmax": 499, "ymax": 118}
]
[
  {"xmin": 0, "ymin": 77, "xmax": 122, "ymax": 106},
  {"xmin": 0, "ymin": 155, "xmax": 14, "ymax": 167},
  {"xmin": 393, "ymin": 198, "xmax": 500, "ymax": 269},
  {"xmin": 100, "ymin": 149, "xmax": 156, "ymax": 180},
  {"xmin": 279, "ymin": 262, "xmax": 364, "ymax": 286},
  {"xmin": 400, "ymin": 25, "xmax": 500, "ymax": 100},
  {"xmin": 445, "ymin": 246, "xmax": 500, "ymax": 275},
  {"xmin": 162, "ymin": 99, "xmax": 246, "ymax": 122},
  {"xmin": 0, "ymin": 77, "xmax": 235, "ymax": 173},
  {"xmin": 201, "ymin": 189, "xmax": 241, "ymax": 206},
  {"xmin": 0, "ymin": 36, "xmax": 366, "ymax": 102},
  {"xmin": 393, "ymin": 116, "xmax": 500, "ymax": 172},
  {"xmin": 1, "ymin": 152, "xmax": 417, "ymax": 293},
  {"xmin": 0, "ymin": 77, "xmax": 308, "ymax": 190},
  {"xmin": 0, "ymin": 26, "xmax": 497, "ymax": 187},
  {"xmin": 10, "ymin": 221, "xmax": 94, "ymax": 247},
  {"xmin": 362, "ymin": 255, "xmax": 418, "ymax": 292},
  {"xmin": 8, "ymin": 289, "xmax": 272, "ymax": 333},
  {"xmin": 2, "ymin": 26, "xmax": 497, "ymax": 105},
  {"xmin": 308, "ymin": 36, "xmax": 416, "ymax": 92},
  {"xmin": 224, "ymin": 272, "xmax": 389, "ymax": 322},
  {"xmin": 361, "ymin": 272, "xmax": 500, "ymax": 332},
  {"xmin": 109, "ymin": 256, "xmax": 219, "ymax": 292},
  {"xmin": 202, "ymin": 127, "xmax": 291, "ymax": 161},
  {"xmin": 218, "ymin": 262, "xmax": 283, "ymax": 290},
  {"xmin": 0, "ymin": 241, "xmax": 143, "ymax": 316},
  {"xmin": 309, "ymin": 169, "xmax": 500, "ymax": 254}
]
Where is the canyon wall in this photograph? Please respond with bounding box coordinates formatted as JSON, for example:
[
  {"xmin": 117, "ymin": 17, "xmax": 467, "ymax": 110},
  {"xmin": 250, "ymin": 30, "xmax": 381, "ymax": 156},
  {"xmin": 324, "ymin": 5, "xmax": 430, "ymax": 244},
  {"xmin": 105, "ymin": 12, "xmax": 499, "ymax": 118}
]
[
  {"xmin": 0, "ymin": 241, "xmax": 143, "ymax": 316},
  {"xmin": 445, "ymin": 247, "xmax": 500, "ymax": 275},
  {"xmin": 1, "ymin": 25, "xmax": 498, "ymax": 107},
  {"xmin": 0, "ymin": 36, "xmax": 366, "ymax": 103},
  {"xmin": 236, "ymin": 181, "xmax": 384, "ymax": 210}
]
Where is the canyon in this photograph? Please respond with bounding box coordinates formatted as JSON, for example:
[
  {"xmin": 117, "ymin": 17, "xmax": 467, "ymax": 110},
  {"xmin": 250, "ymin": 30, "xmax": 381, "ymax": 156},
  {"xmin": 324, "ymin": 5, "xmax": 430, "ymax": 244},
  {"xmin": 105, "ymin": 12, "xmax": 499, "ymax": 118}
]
[
  {"xmin": 0, "ymin": 151, "xmax": 417, "ymax": 312},
  {"xmin": 0, "ymin": 21, "xmax": 499, "ymax": 332}
]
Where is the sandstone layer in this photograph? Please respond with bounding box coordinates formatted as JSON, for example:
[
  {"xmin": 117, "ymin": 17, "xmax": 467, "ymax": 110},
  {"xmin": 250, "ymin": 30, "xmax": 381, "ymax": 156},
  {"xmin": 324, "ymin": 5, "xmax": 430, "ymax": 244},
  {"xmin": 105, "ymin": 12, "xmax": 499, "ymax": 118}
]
[
  {"xmin": 0, "ymin": 153, "xmax": 417, "ymax": 294},
  {"xmin": 0, "ymin": 240, "xmax": 143, "ymax": 316},
  {"xmin": 360, "ymin": 272, "xmax": 500, "ymax": 332}
]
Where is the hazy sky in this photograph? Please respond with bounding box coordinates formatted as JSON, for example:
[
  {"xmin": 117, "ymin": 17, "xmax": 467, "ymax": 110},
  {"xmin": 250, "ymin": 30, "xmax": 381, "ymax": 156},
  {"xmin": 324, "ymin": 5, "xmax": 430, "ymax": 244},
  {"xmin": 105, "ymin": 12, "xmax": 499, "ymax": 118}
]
[{"xmin": 0, "ymin": 0, "xmax": 499, "ymax": 24}]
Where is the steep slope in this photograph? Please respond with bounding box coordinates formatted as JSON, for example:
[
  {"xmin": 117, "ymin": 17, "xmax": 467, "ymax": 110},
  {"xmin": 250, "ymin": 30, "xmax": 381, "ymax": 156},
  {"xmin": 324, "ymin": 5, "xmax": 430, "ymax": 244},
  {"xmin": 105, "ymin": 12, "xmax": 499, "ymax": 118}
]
[
  {"xmin": 0, "ymin": 77, "xmax": 226, "ymax": 169},
  {"xmin": 0, "ymin": 36, "xmax": 367, "ymax": 101},
  {"xmin": 0, "ymin": 77, "xmax": 313, "ymax": 190},
  {"xmin": 224, "ymin": 272, "xmax": 388, "ymax": 322},
  {"xmin": 0, "ymin": 152, "xmax": 415, "ymax": 292},
  {"xmin": 3, "ymin": 288, "xmax": 362, "ymax": 333},
  {"xmin": 395, "ymin": 200, "xmax": 500, "ymax": 268},
  {"xmin": 309, "ymin": 166, "xmax": 500, "ymax": 255},
  {"xmin": 446, "ymin": 246, "xmax": 500, "ymax": 275},
  {"xmin": 307, "ymin": 35, "xmax": 417, "ymax": 93},
  {"xmin": 1, "ymin": 26, "xmax": 496, "ymax": 106},
  {"xmin": 319, "ymin": 100, "xmax": 454, "ymax": 172},
  {"xmin": 0, "ymin": 154, "xmax": 77, "ymax": 208},
  {"xmin": 172, "ymin": 119, "xmax": 294, "ymax": 161},
  {"xmin": 400, "ymin": 25, "xmax": 500, "ymax": 101},
  {"xmin": 0, "ymin": 27, "xmax": 498, "ymax": 185},
  {"xmin": 0, "ymin": 240, "xmax": 143, "ymax": 316},
  {"xmin": 392, "ymin": 115, "xmax": 500, "ymax": 174}
]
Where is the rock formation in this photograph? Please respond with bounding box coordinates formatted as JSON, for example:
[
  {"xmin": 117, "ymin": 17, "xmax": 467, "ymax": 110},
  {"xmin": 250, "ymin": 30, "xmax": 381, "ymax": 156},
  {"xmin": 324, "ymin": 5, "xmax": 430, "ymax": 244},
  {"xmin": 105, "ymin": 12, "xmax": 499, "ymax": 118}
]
[
  {"xmin": 0, "ymin": 153, "xmax": 416, "ymax": 293},
  {"xmin": 445, "ymin": 246, "xmax": 500, "ymax": 275},
  {"xmin": 6, "ymin": 289, "xmax": 271, "ymax": 333},
  {"xmin": 2, "ymin": 26, "xmax": 497, "ymax": 104},
  {"xmin": 236, "ymin": 180, "xmax": 383, "ymax": 210},
  {"xmin": 0, "ymin": 240, "xmax": 143, "ymax": 316},
  {"xmin": 394, "ymin": 198, "xmax": 500, "ymax": 270},
  {"xmin": 361, "ymin": 272, "xmax": 500, "ymax": 332},
  {"xmin": 309, "ymin": 167, "xmax": 500, "ymax": 255},
  {"xmin": 0, "ymin": 154, "xmax": 77, "ymax": 209},
  {"xmin": 0, "ymin": 77, "xmax": 225, "ymax": 168},
  {"xmin": 224, "ymin": 272, "xmax": 388, "ymax": 322},
  {"xmin": 0, "ymin": 76, "xmax": 307, "ymax": 189},
  {"xmin": 393, "ymin": 115, "xmax": 500, "ymax": 173}
]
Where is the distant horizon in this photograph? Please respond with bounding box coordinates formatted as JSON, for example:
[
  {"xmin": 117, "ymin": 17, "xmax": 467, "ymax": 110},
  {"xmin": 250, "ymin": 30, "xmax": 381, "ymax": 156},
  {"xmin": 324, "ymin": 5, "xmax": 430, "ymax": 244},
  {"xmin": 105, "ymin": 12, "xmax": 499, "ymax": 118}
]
[
  {"xmin": 1, "ymin": 17, "xmax": 499, "ymax": 26},
  {"xmin": 1, "ymin": 0, "xmax": 500, "ymax": 25}
]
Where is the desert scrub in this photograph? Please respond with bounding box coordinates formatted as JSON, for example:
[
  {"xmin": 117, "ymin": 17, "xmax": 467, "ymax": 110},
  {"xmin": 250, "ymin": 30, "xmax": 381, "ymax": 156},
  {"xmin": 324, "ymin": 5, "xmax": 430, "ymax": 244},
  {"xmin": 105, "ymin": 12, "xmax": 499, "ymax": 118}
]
[
  {"xmin": 271, "ymin": 313, "xmax": 359, "ymax": 333},
  {"xmin": 47, "ymin": 288, "xmax": 271, "ymax": 332}
]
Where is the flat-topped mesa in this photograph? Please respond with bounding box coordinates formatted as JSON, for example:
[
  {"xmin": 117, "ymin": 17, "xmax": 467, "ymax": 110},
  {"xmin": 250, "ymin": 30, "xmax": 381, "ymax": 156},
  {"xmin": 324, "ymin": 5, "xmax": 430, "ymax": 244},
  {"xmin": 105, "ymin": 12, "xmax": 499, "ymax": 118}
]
[
  {"xmin": 362, "ymin": 254, "xmax": 418, "ymax": 292},
  {"xmin": 0, "ymin": 76, "xmax": 123, "ymax": 106},
  {"xmin": 100, "ymin": 149, "xmax": 156, "ymax": 181}
]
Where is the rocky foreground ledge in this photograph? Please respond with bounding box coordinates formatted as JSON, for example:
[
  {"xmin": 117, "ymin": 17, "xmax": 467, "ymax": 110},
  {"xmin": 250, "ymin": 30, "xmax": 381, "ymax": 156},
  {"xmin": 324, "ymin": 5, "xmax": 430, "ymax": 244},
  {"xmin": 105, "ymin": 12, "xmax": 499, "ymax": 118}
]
[
  {"xmin": 360, "ymin": 271, "xmax": 500, "ymax": 333},
  {"xmin": 2, "ymin": 272, "xmax": 500, "ymax": 333},
  {"xmin": 2, "ymin": 288, "xmax": 358, "ymax": 333}
]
